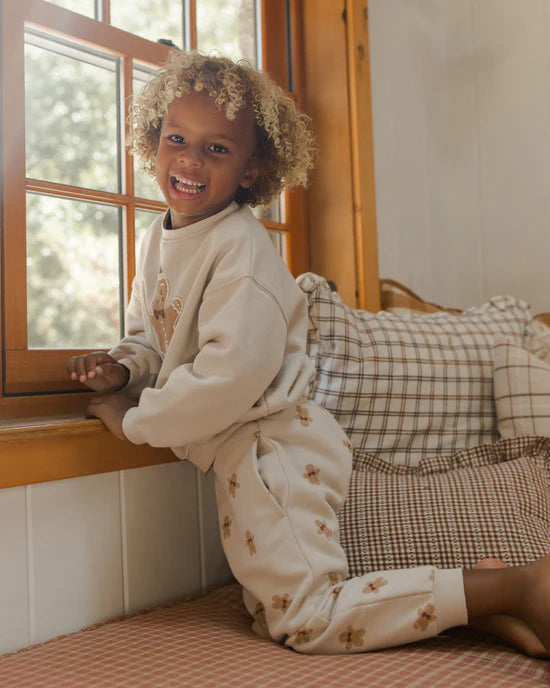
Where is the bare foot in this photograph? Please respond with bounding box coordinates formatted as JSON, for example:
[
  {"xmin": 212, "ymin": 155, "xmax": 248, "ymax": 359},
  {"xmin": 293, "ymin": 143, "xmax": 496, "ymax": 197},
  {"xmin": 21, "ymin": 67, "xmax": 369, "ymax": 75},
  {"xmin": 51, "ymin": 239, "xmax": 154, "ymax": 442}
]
[{"xmin": 471, "ymin": 558, "xmax": 547, "ymax": 658}]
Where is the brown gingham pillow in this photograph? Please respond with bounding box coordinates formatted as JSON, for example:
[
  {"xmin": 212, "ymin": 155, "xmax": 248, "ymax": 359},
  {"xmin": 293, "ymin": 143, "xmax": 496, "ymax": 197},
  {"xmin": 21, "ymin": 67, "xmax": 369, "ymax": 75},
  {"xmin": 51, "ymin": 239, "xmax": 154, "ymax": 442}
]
[
  {"xmin": 337, "ymin": 436, "xmax": 550, "ymax": 577},
  {"xmin": 297, "ymin": 273, "xmax": 532, "ymax": 466},
  {"xmin": 493, "ymin": 338, "xmax": 550, "ymax": 438}
]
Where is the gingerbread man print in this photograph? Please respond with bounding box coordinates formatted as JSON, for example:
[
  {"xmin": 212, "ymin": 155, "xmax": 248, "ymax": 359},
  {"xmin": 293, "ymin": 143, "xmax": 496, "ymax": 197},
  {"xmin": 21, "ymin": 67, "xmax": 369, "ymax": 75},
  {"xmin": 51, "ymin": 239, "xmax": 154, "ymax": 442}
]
[
  {"xmin": 296, "ymin": 404, "xmax": 313, "ymax": 427},
  {"xmin": 316, "ymin": 519, "xmax": 333, "ymax": 538},
  {"xmin": 254, "ymin": 602, "xmax": 266, "ymax": 626},
  {"xmin": 245, "ymin": 530, "xmax": 257, "ymax": 556},
  {"xmin": 150, "ymin": 270, "xmax": 183, "ymax": 353},
  {"xmin": 294, "ymin": 627, "xmax": 314, "ymax": 644},
  {"xmin": 272, "ymin": 593, "xmax": 292, "ymax": 613},
  {"xmin": 339, "ymin": 626, "xmax": 365, "ymax": 651},
  {"xmin": 228, "ymin": 473, "xmax": 240, "ymax": 498},
  {"xmin": 414, "ymin": 603, "xmax": 437, "ymax": 631},
  {"xmin": 303, "ymin": 463, "xmax": 321, "ymax": 485},
  {"xmin": 222, "ymin": 516, "xmax": 232, "ymax": 539},
  {"xmin": 331, "ymin": 586, "xmax": 343, "ymax": 600},
  {"xmin": 362, "ymin": 577, "xmax": 387, "ymax": 594},
  {"xmin": 328, "ymin": 572, "xmax": 341, "ymax": 586}
]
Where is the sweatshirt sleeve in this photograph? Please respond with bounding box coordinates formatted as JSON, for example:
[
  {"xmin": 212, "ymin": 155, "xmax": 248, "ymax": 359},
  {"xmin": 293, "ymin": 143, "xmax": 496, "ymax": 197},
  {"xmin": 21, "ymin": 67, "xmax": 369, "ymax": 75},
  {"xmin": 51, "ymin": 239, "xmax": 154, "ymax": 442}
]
[
  {"xmin": 122, "ymin": 276, "xmax": 287, "ymax": 448},
  {"xmin": 109, "ymin": 277, "xmax": 163, "ymax": 399}
]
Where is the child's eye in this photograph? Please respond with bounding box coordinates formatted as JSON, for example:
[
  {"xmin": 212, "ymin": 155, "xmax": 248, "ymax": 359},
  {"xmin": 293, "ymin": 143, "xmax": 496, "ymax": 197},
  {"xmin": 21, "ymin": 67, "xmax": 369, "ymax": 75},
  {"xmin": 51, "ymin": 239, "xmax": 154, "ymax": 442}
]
[
  {"xmin": 209, "ymin": 143, "xmax": 228, "ymax": 154},
  {"xmin": 168, "ymin": 134, "xmax": 185, "ymax": 144}
]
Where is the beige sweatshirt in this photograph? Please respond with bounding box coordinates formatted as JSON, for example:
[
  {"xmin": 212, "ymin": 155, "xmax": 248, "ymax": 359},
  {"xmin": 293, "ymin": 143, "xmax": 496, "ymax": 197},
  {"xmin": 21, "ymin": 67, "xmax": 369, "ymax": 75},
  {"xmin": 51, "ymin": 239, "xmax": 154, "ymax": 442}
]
[{"xmin": 110, "ymin": 202, "xmax": 314, "ymax": 472}]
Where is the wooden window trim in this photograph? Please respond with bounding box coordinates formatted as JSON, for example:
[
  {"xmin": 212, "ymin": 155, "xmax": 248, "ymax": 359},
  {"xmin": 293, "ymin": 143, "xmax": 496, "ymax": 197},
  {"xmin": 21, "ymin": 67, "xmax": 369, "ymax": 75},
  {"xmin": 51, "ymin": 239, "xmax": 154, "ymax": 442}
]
[
  {"xmin": 0, "ymin": 0, "xmax": 310, "ymax": 484},
  {"xmin": 0, "ymin": 416, "xmax": 177, "ymax": 489}
]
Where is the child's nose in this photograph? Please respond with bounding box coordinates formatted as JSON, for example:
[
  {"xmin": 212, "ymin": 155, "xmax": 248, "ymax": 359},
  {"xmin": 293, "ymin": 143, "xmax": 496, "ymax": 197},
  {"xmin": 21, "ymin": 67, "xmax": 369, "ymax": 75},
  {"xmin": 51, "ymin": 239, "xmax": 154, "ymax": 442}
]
[{"xmin": 179, "ymin": 146, "xmax": 203, "ymax": 167}]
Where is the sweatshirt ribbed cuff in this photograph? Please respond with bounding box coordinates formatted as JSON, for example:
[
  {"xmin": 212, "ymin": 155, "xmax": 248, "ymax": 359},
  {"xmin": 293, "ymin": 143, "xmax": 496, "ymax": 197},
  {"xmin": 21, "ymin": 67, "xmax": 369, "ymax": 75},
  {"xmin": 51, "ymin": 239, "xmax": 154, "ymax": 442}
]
[
  {"xmin": 434, "ymin": 568, "xmax": 468, "ymax": 633},
  {"xmin": 122, "ymin": 406, "xmax": 145, "ymax": 445}
]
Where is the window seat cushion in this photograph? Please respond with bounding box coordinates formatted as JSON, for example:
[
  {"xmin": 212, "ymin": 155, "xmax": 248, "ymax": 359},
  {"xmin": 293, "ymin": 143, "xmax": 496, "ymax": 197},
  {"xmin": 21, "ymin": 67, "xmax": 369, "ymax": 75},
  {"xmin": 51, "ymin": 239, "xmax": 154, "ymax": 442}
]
[{"xmin": 1, "ymin": 583, "xmax": 549, "ymax": 687}]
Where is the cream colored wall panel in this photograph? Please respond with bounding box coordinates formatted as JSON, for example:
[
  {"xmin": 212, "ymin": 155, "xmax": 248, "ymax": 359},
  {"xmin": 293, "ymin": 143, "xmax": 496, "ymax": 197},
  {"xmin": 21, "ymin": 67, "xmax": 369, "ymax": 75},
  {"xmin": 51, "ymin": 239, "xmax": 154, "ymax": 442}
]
[
  {"xmin": 30, "ymin": 473, "xmax": 124, "ymax": 643},
  {"xmin": 411, "ymin": 0, "xmax": 484, "ymax": 307},
  {"xmin": 371, "ymin": 0, "xmax": 484, "ymax": 308},
  {"xmin": 122, "ymin": 460, "xmax": 201, "ymax": 613},
  {"xmin": 368, "ymin": 0, "xmax": 402, "ymax": 284},
  {"xmin": 198, "ymin": 469, "xmax": 232, "ymax": 589},
  {"xmin": 472, "ymin": 0, "xmax": 550, "ymax": 313},
  {"xmin": 371, "ymin": 0, "xmax": 550, "ymax": 311},
  {"xmin": 0, "ymin": 486, "xmax": 30, "ymax": 654},
  {"xmin": 370, "ymin": 0, "xmax": 433, "ymax": 294}
]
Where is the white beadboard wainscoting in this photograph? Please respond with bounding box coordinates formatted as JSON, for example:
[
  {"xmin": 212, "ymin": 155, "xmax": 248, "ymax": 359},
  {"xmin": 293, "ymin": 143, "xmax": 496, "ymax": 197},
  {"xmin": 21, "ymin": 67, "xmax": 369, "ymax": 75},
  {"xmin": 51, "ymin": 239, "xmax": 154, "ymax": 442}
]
[
  {"xmin": 370, "ymin": 0, "xmax": 550, "ymax": 313},
  {"xmin": 0, "ymin": 461, "xmax": 231, "ymax": 655}
]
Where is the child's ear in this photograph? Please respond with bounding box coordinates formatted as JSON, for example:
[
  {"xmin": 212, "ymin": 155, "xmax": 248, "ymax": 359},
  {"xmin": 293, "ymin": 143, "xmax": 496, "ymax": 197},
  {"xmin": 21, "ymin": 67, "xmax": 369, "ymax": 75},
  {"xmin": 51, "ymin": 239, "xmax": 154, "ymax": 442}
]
[{"xmin": 240, "ymin": 156, "xmax": 260, "ymax": 190}]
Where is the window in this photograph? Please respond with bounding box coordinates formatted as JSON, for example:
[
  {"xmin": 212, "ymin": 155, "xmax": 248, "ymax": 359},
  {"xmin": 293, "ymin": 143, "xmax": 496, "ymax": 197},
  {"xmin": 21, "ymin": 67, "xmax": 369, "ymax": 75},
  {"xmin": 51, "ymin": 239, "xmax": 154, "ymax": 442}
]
[{"xmin": 1, "ymin": 0, "xmax": 307, "ymax": 419}]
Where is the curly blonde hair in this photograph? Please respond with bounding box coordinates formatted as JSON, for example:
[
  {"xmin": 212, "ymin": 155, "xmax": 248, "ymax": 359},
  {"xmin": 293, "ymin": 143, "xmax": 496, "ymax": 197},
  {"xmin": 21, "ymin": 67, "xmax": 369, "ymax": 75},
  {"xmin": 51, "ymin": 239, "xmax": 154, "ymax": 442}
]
[{"xmin": 129, "ymin": 50, "xmax": 316, "ymax": 207}]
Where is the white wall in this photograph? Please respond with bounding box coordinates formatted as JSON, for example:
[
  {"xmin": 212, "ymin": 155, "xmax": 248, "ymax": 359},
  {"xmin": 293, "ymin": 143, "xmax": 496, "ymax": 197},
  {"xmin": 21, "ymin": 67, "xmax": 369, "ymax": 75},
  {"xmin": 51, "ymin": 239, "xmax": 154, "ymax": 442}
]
[
  {"xmin": 370, "ymin": 0, "xmax": 550, "ymax": 314},
  {"xmin": 0, "ymin": 461, "xmax": 231, "ymax": 655}
]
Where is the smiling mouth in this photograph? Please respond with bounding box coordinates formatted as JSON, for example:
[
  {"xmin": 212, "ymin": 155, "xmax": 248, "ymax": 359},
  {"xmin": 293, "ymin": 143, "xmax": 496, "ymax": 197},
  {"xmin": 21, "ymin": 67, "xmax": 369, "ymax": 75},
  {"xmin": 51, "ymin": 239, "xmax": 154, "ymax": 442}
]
[{"xmin": 171, "ymin": 175, "xmax": 206, "ymax": 195}]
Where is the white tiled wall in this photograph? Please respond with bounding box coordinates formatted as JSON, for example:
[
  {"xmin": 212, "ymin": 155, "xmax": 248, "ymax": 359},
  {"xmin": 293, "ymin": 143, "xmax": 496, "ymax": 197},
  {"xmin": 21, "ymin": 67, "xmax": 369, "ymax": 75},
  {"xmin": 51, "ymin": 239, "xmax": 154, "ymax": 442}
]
[
  {"xmin": 0, "ymin": 460, "xmax": 231, "ymax": 655},
  {"xmin": 370, "ymin": 0, "xmax": 550, "ymax": 313}
]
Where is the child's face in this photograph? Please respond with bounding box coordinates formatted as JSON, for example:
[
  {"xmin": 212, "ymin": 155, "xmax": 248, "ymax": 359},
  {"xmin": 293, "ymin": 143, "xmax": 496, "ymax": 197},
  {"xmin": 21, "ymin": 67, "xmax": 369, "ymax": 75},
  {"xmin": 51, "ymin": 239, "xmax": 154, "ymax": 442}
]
[{"xmin": 155, "ymin": 91, "xmax": 259, "ymax": 229}]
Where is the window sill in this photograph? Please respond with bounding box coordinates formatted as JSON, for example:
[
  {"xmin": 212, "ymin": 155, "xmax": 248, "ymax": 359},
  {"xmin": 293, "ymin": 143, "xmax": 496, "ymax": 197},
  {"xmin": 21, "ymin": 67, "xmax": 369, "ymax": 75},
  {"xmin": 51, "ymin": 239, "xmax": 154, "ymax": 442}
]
[
  {"xmin": 0, "ymin": 415, "xmax": 106, "ymax": 442},
  {"xmin": 0, "ymin": 416, "xmax": 177, "ymax": 489}
]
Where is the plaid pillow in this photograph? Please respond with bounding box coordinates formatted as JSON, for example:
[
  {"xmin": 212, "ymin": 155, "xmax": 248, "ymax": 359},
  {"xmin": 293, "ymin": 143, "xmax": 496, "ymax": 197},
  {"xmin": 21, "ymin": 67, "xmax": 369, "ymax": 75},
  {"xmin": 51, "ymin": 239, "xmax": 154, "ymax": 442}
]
[
  {"xmin": 338, "ymin": 436, "xmax": 550, "ymax": 577},
  {"xmin": 297, "ymin": 273, "xmax": 532, "ymax": 466},
  {"xmin": 493, "ymin": 338, "xmax": 550, "ymax": 438}
]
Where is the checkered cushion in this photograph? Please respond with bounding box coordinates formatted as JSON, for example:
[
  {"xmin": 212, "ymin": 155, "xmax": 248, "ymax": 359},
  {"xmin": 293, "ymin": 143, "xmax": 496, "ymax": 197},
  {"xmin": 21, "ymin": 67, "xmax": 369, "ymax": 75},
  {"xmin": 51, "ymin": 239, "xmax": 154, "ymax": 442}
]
[
  {"xmin": 2, "ymin": 584, "xmax": 549, "ymax": 688},
  {"xmin": 297, "ymin": 273, "xmax": 532, "ymax": 466},
  {"xmin": 493, "ymin": 339, "xmax": 550, "ymax": 438},
  {"xmin": 338, "ymin": 436, "xmax": 550, "ymax": 578}
]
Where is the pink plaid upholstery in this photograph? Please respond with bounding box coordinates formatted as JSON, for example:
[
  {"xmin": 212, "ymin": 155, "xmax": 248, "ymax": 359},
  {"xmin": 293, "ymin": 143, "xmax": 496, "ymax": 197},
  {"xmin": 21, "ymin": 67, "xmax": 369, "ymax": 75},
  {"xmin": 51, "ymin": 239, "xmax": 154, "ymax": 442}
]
[
  {"xmin": 338, "ymin": 436, "xmax": 550, "ymax": 577},
  {"xmin": 2, "ymin": 584, "xmax": 549, "ymax": 687},
  {"xmin": 298, "ymin": 273, "xmax": 531, "ymax": 466}
]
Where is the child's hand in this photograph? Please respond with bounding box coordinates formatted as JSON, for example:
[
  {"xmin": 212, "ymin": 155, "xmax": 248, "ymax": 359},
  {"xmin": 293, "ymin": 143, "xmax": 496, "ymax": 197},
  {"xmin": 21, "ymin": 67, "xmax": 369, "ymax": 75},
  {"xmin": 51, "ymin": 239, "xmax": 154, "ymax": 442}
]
[
  {"xmin": 86, "ymin": 393, "xmax": 137, "ymax": 440},
  {"xmin": 66, "ymin": 352, "xmax": 129, "ymax": 392}
]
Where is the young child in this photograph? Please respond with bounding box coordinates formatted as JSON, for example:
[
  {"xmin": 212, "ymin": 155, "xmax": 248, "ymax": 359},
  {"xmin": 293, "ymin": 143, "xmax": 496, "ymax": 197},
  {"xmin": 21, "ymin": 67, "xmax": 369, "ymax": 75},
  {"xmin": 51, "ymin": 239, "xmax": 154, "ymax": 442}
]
[{"xmin": 66, "ymin": 50, "xmax": 550, "ymax": 657}]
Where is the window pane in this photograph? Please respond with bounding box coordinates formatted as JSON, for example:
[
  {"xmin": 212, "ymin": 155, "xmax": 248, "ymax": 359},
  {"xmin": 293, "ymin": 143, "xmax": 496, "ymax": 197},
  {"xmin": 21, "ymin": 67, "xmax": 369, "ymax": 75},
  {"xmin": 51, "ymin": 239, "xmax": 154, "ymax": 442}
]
[
  {"xmin": 197, "ymin": 0, "xmax": 258, "ymax": 66},
  {"xmin": 135, "ymin": 209, "xmax": 160, "ymax": 258},
  {"xmin": 134, "ymin": 169, "xmax": 165, "ymax": 202},
  {"xmin": 44, "ymin": 0, "xmax": 94, "ymax": 18},
  {"xmin": 110, "ymin": 0, "xmax": 183, "ymax": 47},
  {"xmin": 132, "ymin": 67, "xmax": 166, "ymax": 202},
  {"xmin": 24, "ymin": 32, "xmax": 120, "ymax": 192},
  {"xmin": 27, "ymin": 194, "xmax": 121, "ymax": 349}
]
